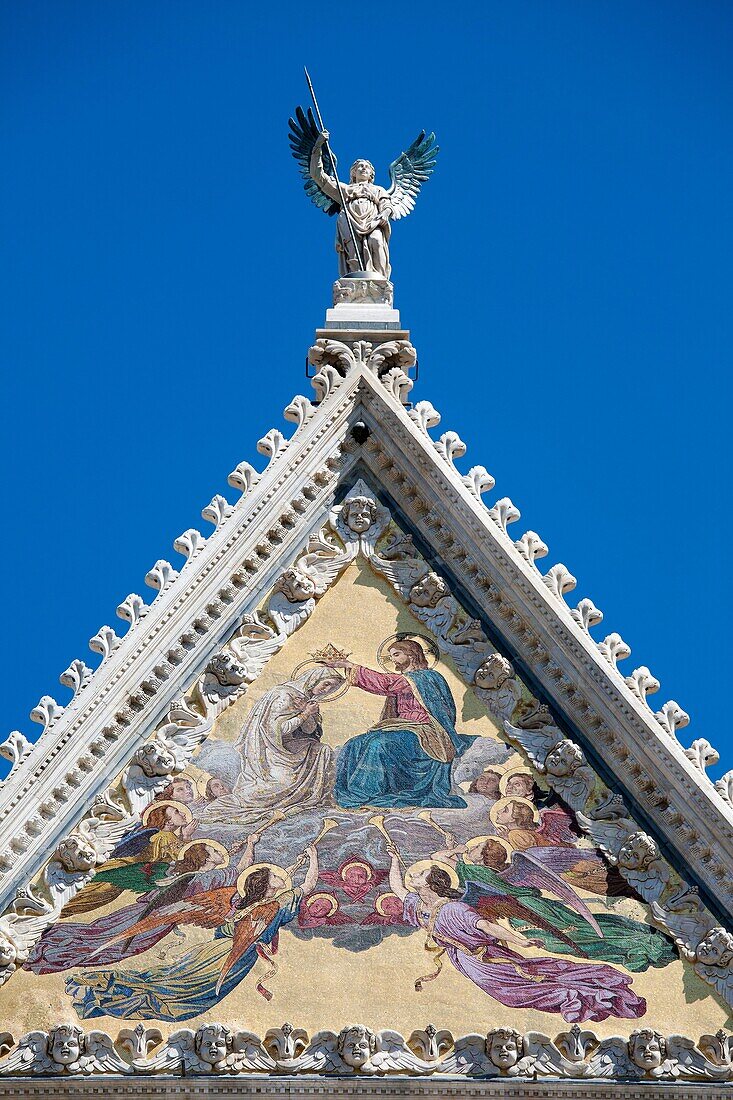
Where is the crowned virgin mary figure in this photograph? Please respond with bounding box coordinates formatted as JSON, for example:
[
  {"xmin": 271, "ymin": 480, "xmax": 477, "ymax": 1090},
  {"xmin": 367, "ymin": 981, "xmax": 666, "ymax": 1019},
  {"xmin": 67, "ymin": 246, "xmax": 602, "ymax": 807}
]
[
  {"xmin": 320, "ymin": 636, "xmax": 475, "ymax": 809},
  {"xmin": 199, "ymin": 665, "xmax": 344, "ymax": 825}
]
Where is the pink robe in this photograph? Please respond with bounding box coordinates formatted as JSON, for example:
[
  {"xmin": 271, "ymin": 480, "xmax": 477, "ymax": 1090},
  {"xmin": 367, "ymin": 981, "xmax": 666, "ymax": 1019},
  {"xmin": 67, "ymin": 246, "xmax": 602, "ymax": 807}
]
[
  {"xmin": 350, "ymin": 666, "xmax": 431, "ymax": 722},
  {"xmin": 402, "ymin": 893, "xmax": 646, "ymax": 1023}
]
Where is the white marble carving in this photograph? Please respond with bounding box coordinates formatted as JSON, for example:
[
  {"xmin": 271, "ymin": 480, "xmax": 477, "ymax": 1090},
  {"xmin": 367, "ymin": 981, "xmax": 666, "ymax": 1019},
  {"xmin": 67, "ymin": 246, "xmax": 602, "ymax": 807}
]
[
  {"xmin": 684, "ymin": 738, "xmax": 720, "ymax": 774},
  {"xmin": 0, "ymin": 1021, "xmax": 730, "ymax": 1081}
]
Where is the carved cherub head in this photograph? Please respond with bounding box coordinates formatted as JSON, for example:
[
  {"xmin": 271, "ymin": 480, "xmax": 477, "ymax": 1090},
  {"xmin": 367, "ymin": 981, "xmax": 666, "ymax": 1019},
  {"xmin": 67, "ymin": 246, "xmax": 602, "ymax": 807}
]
[
  {"xmin": 194, "ymin": 1024, "xmax": 232, "ymax": 1070},
  {"xmin": 49, "ymin": 1025, "xmax": 84, "ymax": 1069},
  {"xmin": 618, "ymin": 832, "xmax": 659, "ymax": 871},
  {"xmin": 350, "ymin": 159, "xmax": 375, "ymax": 184},
  {"xmin": 206, "ymin": 653, "xmax": 248, "ymax": 687},
  {"xmin": 337, "ymin": 1025, "xmax": 377, "ymax": 1069},
  {"xmin": 56, "ymin": 836, "xmax": 98, "ymax": 874},
  {"xmin": 696, "ymin": 927, "xmax": 733, "ymax": 967},
  {"xmin": 628, "ymin": 1029, "xmax": 666, "ymax": 1072},
  {"xmin": 409, "ymin": 572, "xmax": 449, "ymax": 608},
  {"xmin": 486, "ymin": 1028, "xmax": 524, "ymax": 1070},
  {"xmin": 342, "ymin": 495, "xmax": 377, "ymax": 534},
  {"xmin": 274, "ymin": 568, "xmax": 317, "ymax": 603},
  {"xmin": 0, "ymin": 933, "xmax": 17, "ymax": 975},
  {"xmin": 544, "ymin": 740, "xmax": 584, "ymax": 778},
  {"xmin": 133, "ymin": 741, "xmax": 177, "ymax": 778},
  {"xmin": 474, "ymin": 653, "xmax": 514, "ymax": 690}
]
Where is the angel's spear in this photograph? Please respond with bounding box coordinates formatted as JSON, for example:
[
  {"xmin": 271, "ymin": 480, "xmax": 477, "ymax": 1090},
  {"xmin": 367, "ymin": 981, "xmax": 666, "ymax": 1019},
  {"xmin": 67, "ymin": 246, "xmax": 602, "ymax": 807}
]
[{"xmin": 304, "ymin": 66, "xmax": 366, "ymax": 272}]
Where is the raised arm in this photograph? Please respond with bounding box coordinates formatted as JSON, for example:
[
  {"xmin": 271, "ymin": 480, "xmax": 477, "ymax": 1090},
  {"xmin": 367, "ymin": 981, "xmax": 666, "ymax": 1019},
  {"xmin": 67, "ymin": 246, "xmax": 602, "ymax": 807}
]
[
  {"xmin": 320, "ymin": 658, "xmax": 409, "ymax": 698},
  {"xmin": 309, "ymin": 131, "xmax": 342, "ymax": 204},
  {"xmin": 387, "ymin": 844, "xmax": 408, "ymax": 901},
  {"xmin": 235, "ymin": 832, "xmax": 260, "ymax": 872},
  {"xmin": 431, "ymin": 843, "xmax": 462, "ymax": 866},
  {"xmin": 301, "ymin": 844, "xmax": 320, "ymax": 895}
]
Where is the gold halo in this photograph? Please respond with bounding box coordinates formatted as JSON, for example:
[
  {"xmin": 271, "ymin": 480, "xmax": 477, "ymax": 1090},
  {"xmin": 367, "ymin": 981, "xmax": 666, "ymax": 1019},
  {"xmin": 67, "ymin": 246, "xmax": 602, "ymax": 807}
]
[
  {"xmin": 404, "ymin": 858, "xmax": 460, "ymax": 892},
  {"xmin": 177, "ymin": 839, "xmax": 230, "ymax": 867},
  {"xmin": 141, "ymin": 799, "xmax": 193, "ymax": 826},
  {"xmin": 289, "ymin": 661, "xmax": 350, "ymax": 702},
  {"xmin": 304, "ymin": 892, "xmax": 338, "ymax": 916},
  {"xmin": 340, "ymin": 860, "xmax": 373, "ymax": 882},
  {"xmin": 499, "ymin": 768, "xmax": 535, "ymax": 797},
  {"xmin": 375, "ymin": 890, "xmax": 401, "ymax": 915},
  {"xmin": 376, "ymin": 633, "xmax": 440, "ymax": 672},
  {"xmin": 236, "ymin": 862, "xmax": 292, "ymax": 899},
  {"xmin": 463, "ymin": 834, "xmax": 513, "ymax": 865},
  {"xmin": 489, "ymin": 796, "xmax": 540, "ymax": 828}
]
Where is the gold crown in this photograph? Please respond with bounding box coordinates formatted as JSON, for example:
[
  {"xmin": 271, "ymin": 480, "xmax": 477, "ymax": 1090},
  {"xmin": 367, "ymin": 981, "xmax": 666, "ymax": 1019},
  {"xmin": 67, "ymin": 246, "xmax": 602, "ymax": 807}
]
[{"xmin": 309, "ymin": 643, "xmax": 351, "ymax": 663}]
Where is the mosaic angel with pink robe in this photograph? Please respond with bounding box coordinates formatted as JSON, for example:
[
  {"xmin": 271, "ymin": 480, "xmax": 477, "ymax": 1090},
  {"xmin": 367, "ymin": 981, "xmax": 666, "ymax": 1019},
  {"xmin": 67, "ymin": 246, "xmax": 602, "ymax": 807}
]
[{"xmin": 387, "ymin": 849, "xmax": 646, "ymax": 1024}]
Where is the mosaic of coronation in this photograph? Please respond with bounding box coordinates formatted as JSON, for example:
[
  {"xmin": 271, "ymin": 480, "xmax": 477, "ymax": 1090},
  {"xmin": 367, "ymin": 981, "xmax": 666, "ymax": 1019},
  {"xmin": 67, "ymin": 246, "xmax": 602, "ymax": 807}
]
[{"xmin": 24, "ymin": 500, "xmax": 681, "ymax": 1027}]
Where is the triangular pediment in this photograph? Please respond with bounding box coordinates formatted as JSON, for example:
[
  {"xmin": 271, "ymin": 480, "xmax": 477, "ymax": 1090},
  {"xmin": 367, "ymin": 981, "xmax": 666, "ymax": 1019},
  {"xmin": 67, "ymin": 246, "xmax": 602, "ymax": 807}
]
[{"xmin": 1, "ymin": 348, "xmax": 732, "ymax": 1086}]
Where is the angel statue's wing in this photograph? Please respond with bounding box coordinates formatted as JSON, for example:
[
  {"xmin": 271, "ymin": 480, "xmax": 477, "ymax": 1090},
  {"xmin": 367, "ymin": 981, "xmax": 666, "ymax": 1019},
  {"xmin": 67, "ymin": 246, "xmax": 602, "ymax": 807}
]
[
  {"xmin": 288, "ymin": 107, "xmax": 340, "ymax": 216},
  {"xmin": 387, "ymin": 132, "xmax": 439, "ymax": 220}
]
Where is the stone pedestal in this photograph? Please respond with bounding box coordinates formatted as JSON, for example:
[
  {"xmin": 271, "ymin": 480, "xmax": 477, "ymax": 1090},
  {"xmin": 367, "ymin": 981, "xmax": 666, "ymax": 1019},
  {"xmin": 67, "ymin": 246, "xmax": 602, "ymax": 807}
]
[{"xmin": 324, "ymin": 276, "xmax": 401, "ymax": 330}]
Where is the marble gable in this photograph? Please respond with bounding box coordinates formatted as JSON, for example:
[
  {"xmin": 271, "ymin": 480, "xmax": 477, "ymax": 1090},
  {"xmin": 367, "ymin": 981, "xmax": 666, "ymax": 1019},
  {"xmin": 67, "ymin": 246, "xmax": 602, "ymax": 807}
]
[{"xmin": 0, "ymin": 492, "xmax": 728, "ymax": 1062}]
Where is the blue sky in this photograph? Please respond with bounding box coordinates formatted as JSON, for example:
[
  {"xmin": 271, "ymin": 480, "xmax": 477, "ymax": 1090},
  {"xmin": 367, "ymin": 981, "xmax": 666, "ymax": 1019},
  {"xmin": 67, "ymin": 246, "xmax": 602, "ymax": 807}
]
[{"xmin": 1, "ymin": 1, "xmax": 731, "ymax": 779}]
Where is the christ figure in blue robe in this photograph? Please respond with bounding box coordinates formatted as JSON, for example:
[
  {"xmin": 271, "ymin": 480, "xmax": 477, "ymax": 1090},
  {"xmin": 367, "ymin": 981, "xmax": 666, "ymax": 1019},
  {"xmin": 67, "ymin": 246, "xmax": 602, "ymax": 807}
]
[{"xmin": 322, "ymin": 638, "xmax": 475, "ymax": 809}]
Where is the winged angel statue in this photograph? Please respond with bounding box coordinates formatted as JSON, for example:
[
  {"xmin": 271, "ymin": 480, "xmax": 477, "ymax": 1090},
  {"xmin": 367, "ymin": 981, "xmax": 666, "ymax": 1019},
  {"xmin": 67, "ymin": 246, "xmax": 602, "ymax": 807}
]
[{"xmin": 289, "ymin": 106, "xmax": 438, "ymax": 279}]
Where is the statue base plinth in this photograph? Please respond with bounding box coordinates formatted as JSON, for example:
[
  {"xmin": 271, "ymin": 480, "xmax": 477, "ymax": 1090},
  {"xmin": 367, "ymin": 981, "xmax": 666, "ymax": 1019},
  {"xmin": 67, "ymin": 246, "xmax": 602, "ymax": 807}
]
[{"xmin": 324, "ymin": 276, "xmax": 400, "ymax": 331}]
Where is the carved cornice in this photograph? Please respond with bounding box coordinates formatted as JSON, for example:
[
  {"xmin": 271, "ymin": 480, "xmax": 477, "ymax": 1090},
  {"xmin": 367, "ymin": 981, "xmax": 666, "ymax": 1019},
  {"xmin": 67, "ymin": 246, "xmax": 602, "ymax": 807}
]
[{"xmin": 0, "ymin": 1081, "xmax": 731, "ymax": 1099}]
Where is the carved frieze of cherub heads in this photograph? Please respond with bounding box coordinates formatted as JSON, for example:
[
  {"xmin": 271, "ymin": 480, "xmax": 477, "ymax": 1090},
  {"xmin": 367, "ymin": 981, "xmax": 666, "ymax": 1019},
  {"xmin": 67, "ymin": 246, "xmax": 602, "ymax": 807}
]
[
  {"xmin": 194, "ymin": 1024, "xmax": 233, "ymax": 1072},
  {"xmin": 0, "ymin": 1024, "xmax": 130, "ymax": 1076},
  {"xmin": 628, "ymin": 1029, "xmax": 667, "ymax": 1074},
  {"xmin": 409, "ymin": 572, "xmax": 449, "ymax": 609},
  {"xmin": 486, "ymin": 1028, "xmax": 524, "ymax": 1071},
  {"xmin": 617, "ymin": 831, "xmax": 659, "ymax": 872},
  {"xmin": 544, "ymin": 740, "xmax": 585, "ymax": 779},
  {"xmin": 54, "ymin": 836, "xmax": 99, "ymax": 874},
  {"xmin": 337, "ymin": 1026, "xmax": 377, "ymax": 1070},
  {"xmin": 342, "ymin": 495, "xmax": 378, "ymax": 535},
  {"xmin": 273, "ymin": 568, "xmax": 317, "ymax": 603},
  {"xmin": 474, "ymin": 653, "xmax": 514, "ymax": 690}
]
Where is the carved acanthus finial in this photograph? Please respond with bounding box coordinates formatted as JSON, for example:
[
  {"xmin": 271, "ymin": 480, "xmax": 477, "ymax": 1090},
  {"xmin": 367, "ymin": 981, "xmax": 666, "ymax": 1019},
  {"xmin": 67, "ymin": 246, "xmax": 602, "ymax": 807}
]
[{"xmin": 684, "ymin": 738, "xmax": 720, "ymax": 775}]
